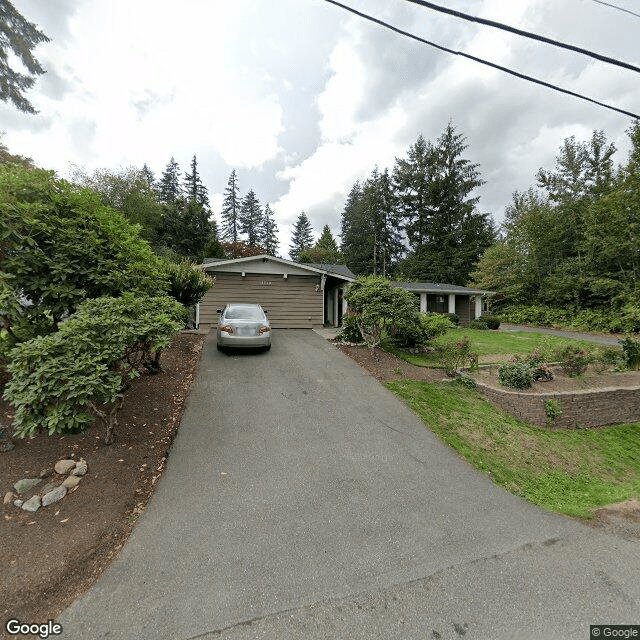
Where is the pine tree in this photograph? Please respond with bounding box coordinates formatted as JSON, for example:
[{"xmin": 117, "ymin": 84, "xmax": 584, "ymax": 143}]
[
  {"xmin": 158, "ymin": 157, "xmax": 182, "ymax": 206},
  {"xmin": 161, "ymin": 198, "xmax": 214, "ymax": 261},
  {"xmin": 299, "ymin": 224, "xmax": 343, "ymax": 264},
  {"xmin": 0, "ymin": 1, "xmax": 49, "ymax": 114},
  {"xmin": 220, "ymin": 170, "xmax": 241, "ymax": 242},
  {"xmin": 260, "ymin": 203, "xmax": 279, "ymax": 255},
  {"xmin": 316, "ymin": 225, "xmax": 339, "ymax": 252},
  {"xmin": 289, "ymin": 212, "xmax": 314, "ymax": 261},
  {"xmin": 239, "ymin": 189, "xmax": 263, "ymax": 246},
  {"xmin": 183, "ymin": 154, "xmax": 210, "ymax": 209}
]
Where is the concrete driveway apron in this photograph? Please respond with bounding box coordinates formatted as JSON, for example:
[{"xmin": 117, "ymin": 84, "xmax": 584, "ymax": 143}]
[{"xmin": 60, "ymin": 330, "xmax": 640, "ymax": 640}]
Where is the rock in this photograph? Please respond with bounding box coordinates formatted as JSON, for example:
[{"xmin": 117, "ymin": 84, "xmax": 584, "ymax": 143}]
[
  {"xmin": 42, "ymin": 485, "xmax": 67, "ymax": 507},
  {"xmin": 54, "ymin": 459, "xmax": 76, "ymax": 475},
  {"xmin": 72, "ymin": 459, "xmax": 88, "ymax": 476},
  {"xmin": 21, "ymin": 495, "xmax": 41, "ymax": 512},
  {"xmin": 62, "ymin": 475, "xmax": 81, "ymax": 489},
  {"xmin": 13, "ymin": 478, "xmax": 41, "ymax": 494},
  {"xmin": 39, "ymin": 481, "xmax": 59, "ymax": 495},
  {"xmin": 39, "ymin": 468, "xmax": 53, "ymax": 478},
  {"xmin": 0, "ymin": 442, "xmax": 15, "ymax": 452},
  {"xmin": 4, "ymin": 491, "xmax": 14, "ymax": 505},
  {"xmin": 13, "ymin": 499, "xmax": 23, "ymax": 508}
]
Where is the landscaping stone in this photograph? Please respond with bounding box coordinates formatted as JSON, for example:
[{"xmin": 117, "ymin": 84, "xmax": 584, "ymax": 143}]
[
  {"xmin": 42, "ymin": 485, "xmax": 67, "ymax": 507},
  {"xmin": 55, "ymin": 459, "xmax": 76, "ymax": 475},
  {"xmin": 39, "ymin": 468, "xmax": 53, "ymax": 478},
  {"xmin": 62, "ymin": 475, "xmax": 81, "ymax": 489},
  {"xmin": 39, "ymin": 481, "xmax": 60, "ymax": 495},
  {"xmin": 14, "ymin": 478, "xmax": 41, "ymax": 494},
  {"xmin": 72, "ymin": 459, "xmax": 88, "ymax": 476},
  {"xmin": 4, "ymin": 491, "xmax": 14, "ymax": 504},
  {"xmin": 22, "ymin": 496, "xmax": 41, "ymax": 512},
  {"xmin": 13, "ymin": 499, "xmax": 23, "ymax": 508}
]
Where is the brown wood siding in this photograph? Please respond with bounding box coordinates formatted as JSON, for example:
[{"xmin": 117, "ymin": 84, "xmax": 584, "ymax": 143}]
[{"xmin": 199, "ymin": 272, "xmax": 323, "ymax": 329}]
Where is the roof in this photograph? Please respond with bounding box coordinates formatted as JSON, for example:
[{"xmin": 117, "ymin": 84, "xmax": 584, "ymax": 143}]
[
  {"xmin": 200, "ymin": 254, "xmax": 356, "ymax": 282},
  {"xmin": 305, "ymin": 263, "xmax": 356, "ymax": 280},
  {"xmin": 392, "ymin": 281, "xmax": 494, "ymax": 295}
]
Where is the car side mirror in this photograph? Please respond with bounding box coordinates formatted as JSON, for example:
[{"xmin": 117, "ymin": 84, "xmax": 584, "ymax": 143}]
[
  {"xmin": 263, "ymin": 309, "xmax": 268, "ymax": 314},
  {"xmin": 216, "ymin": 309, "xmax": 221, "ymax": 313}
]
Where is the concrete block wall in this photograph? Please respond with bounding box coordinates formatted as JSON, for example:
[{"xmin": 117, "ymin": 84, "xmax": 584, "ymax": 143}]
[{"xmin": 475, "ymin": 381, "xmax": 640, "ymax": 429}]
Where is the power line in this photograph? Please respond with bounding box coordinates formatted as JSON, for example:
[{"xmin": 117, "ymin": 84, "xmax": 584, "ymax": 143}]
[
  {"xmin": 403, "ymin": 0, "xmax": 640, "ymax": 74},
  {"xmin": 320, "ymin": 0, "xmax": 639, "ymax": 120},
  {"xmin": 588, "ymin": 0, "xmax": 640, "ymax": 19}
]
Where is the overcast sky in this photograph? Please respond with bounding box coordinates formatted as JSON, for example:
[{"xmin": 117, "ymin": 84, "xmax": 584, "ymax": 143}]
[{"xmin": 3, "ymin": 0, "xmax": 639, "ymax": 258}]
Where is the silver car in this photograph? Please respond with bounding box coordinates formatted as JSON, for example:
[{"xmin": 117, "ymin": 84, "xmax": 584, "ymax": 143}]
[{"xmin": 216, "ymin": 304, "xmax": 272, "ymax": 352}]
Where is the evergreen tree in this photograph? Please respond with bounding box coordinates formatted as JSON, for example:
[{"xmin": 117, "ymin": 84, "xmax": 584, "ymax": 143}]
[
  {"xmin": 141, "ymin": 163, "xmax": 155, "ymax": 190},
  {"xmin": 260, "ymin": 203, "xmax": 279, "ymax": 256},
  {"xmin": 239, "ymin": 189, "xmax": 263, "ymax": 246},
  {"xmin": 160, "ymin": 198, "xmax": 214, "ymax": 261},
  {"xmin": 316, "ymin": 225, "xmax": 339, "ymax": 252},
  {"xmin": 158, "ymin": 157, "xmax": 182, "ymax": 206},
  {"xmin": 299, "ymin": 225, "xmax": 343, "ymax": 264},
  {"xmin": 220, "ymin": 170, "xmax": 241, "ymax": 242},
  {"xmin": 183, "ymin": 154, "xmax": 210, "ymax": 209},
  {"xmin": 0, "ymin": 0, "xmax": 49, "ymax": 114},
  {"xmin": 394, "ymin": 124, "xmax": 493, "ymax": 284},
  {"xmin": 289, "ymin": 212, "xmax": 314, "ymax": 261}
]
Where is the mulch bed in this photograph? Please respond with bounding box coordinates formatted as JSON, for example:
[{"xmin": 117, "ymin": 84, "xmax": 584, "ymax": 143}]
[
  {"xmin": 0, "ymin": 333, "xmax": 205, "ymax": 633},
  {"xmin": 335, "ymin": 343, "xmax": 449, "ymax": 383}
]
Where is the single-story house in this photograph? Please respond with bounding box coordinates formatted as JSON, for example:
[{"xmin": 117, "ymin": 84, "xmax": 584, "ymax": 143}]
[
  {"xmin": 392, "ymin": 281, "xmax": 494, "ymax": 323},
  {"xmin": 197, "ymin": 255, "xmax": 356, "ymax": 331}
]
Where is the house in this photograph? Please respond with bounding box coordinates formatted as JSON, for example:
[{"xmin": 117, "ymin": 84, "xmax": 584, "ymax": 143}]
[
  {"xmin": 197, "ymin": 255, "xmax": 355, "ymax": 331},
  {"xmin": 391, "ymin": 281, "xmax": 494, "ymax": 323}
]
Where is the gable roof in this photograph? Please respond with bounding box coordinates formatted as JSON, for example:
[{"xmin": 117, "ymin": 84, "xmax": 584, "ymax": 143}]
[
  {"xmin": 200, "ymin": 254, "xmax": 356, "ymax": 282},
  {"xmin": 392, "ymin": 281, "xmax": 494, "ymax": 295}
]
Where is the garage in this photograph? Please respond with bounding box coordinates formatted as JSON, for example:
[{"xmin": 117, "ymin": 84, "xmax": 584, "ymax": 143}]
[{"xmin": 198, "ymin": 255, "xmax": 355, "ymax": 331}]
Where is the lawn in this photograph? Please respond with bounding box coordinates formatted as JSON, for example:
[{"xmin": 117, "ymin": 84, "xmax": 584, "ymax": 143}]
[
  {"xmin": 387, "ymin": 327, "xmax": 599, "ymax": 366},
  {"xmin": 386, "ymin": 379, "xmax": 640, "ymax": 519}
]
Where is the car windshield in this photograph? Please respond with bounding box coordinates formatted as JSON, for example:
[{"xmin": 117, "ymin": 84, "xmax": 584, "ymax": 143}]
[{"xmin": 224, "ymin": 306, "xmax": 265, "ymax": 321}]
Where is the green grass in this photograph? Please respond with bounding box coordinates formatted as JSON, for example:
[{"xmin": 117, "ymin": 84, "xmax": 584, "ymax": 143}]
[
  {"xmin": 386, "ymin": 379, "xmax": 640, "ymax": 519},
  {"xmin": 386, "ymin": 327, "xmax": 598, "ymax": 366}
]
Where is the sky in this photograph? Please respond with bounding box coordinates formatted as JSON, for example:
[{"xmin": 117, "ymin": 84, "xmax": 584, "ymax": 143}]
[{"xmin": 2, "ymin": 0, "xmax": 639, "ymax": 259}]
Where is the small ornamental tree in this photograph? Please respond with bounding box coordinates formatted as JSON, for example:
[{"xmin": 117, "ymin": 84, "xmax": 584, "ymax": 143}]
[
  {"xmin": 345, "ymin": 276, "xmax": 419, "ymax": 349},
  {"xmin": 3, "ymin": 294, "xmax": 186, "ymax": 444}
]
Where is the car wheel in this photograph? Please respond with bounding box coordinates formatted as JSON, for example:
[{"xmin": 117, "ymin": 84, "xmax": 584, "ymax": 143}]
[
  {"xmin": 217, "ymin": 343, "xmax": 223, "ymax": 352},
  {"xmin": 264, "ymin": 344, "xmax": 271, "ymax": 352}
]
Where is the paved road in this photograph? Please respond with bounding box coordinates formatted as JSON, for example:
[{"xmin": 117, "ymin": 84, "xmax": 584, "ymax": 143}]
[
  {"xmin": 60, "ymin": 331, "xmax": 639, "ymax": 640},
  {"xmin": 500, "ymin": 323, "xmax": 621, "ymax": 346}
]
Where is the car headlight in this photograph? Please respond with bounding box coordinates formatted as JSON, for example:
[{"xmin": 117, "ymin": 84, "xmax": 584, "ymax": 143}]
[
  {"xmin": 219, "ymin": 325, "xmax": 233, "ymax": 333},
  {"xmin": 258, "ymin": 326, "xmax": 271, "ymax": 334}
]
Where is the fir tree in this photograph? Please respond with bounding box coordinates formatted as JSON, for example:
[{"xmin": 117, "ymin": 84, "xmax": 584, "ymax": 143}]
[
  {"xmin": 158, "ymin": 157, "xmax": 182, "ymax": 206},
  {"xmin": 316, "ymin": 225, "xmax": 339, "ymax": 252},
  {"xmin": 299, "ymin": 225, "xmax": 343, "ymax": 264},
  {"xmin": 183, "ymin": 154, "xmax": 210, "ymax": 209},
  {"xmin": 260, "ymin": 203, "xmax": 279, "ymax": 256},
  {"xmin": 141, "ymin": 163, "xmax": 155, "ymax": 190},
  {"xmin": 239, "ymin": 189, "xmax": 263, "ymax": 246},
  {"xmin": 289, "ymin": 212, "xmax": 314, "ymax": 261},
  {"xmin": 0, "ymin": 1, "xmax": 49, "ymax": 114},
  {"xmin": 220, "ymin": 170, "xmax": 241, "ymax": 242}
]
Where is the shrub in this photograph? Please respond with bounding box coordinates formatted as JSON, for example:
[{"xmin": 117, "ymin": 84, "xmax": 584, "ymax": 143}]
[
  {"xmin": 619, "ymin": 336, "xmax": 640, "ymax": 370},
  {"xmin": 593, "ymin": 345, "xmax": 625, "ymax": 372},
  {"xmin": 164, "ymin": 259, "xmax": 213, "ymax": 309},
  {"xmin": 390, "ymin": 312, "xmax": 453, "ymax": 348},
  {"xmin": 3, "ymin": 294, "xmax": 186, "ymax": 444},
  {"xmin": 522, "ymin": 350, "xmax": 554, "ymax": 381},
  {"xmin": 553, "ymin": 344, "xmax": 591, "ymax": 377},
  {"xmin": 346, "ymin": 276, "xmax": 419, "ymax": 349},
  {"xmin": 483, "ymin": 315, "xmax": 501, "ymax": 330},
  {"xmin": 434, "ymin": 337, "xmax": 478, "ymax": 376},
  {"xmin": 445, "ymin": 312, "xmax": 459, "ymax": 325},
  {"xmin": 498, "ymin": 361, "xmax": 534, "ymax": 389},
  {"xmin": 544, "ymin": 399, "xmax": 562, "ymax": 428},
  {"xmin": 467, "ymin": 318, "xmax": 489, "ymax": 330},
  {"xmin": 335, "ymin": 312, "xmax": 362, "ymax": 343}
]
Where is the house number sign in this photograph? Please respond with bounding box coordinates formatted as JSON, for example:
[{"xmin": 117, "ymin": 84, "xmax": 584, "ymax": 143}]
[{"xmin": 260, "ymin": 281, "xmax": 272, "ymax": 286}]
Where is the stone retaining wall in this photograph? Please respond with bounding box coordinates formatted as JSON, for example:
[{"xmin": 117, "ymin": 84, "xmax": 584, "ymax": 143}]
[{"xmin": 475, "ymin": 380, "xmax": 640, "ymax": 429}]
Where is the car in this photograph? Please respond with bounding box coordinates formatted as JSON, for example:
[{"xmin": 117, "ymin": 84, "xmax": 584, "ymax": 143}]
[{"xmin": 216, "ymin": 303, "xmax": 272, "ymax": 352}]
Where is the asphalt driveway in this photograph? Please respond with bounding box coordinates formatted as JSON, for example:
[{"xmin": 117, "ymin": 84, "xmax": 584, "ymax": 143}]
[{"xmin": 60, "ymin": 330, "xmax": 640, "ymax": 639}]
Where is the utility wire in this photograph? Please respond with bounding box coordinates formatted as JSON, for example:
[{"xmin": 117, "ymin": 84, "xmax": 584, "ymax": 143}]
[
  {"xmin": 320, "ymin": 0, "xmax": 639, "ymax": 120},
  {"xmin": 402, "ymin": 0, "xmax": 640, "ymax": 74},
  {"xmin": 588, "ymin": 0, "xmax": 640, "ymax": 19}
]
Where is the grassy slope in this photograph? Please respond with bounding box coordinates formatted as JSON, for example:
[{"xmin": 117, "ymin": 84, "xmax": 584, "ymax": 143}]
[
  {"xmin": 386, "ymin": 380, "xmax": 640, "ymax": 518},
  {"xmin": 387, "ymin": 327, "xmax": 599, "ymax": 366}
]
